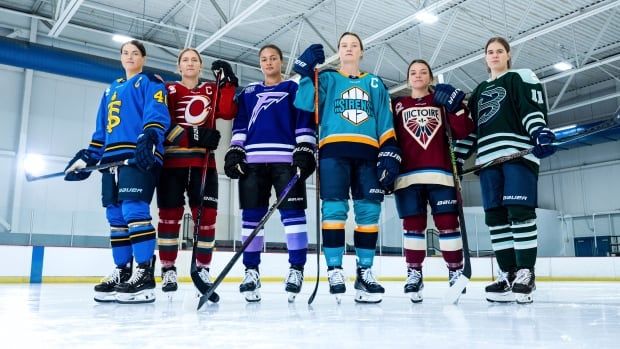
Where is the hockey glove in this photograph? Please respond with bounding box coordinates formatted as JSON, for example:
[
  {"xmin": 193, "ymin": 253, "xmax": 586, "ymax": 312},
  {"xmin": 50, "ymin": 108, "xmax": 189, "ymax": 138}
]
[
  {"xmin": 293, "ymin": 44, "xmax": 325, "ymax": 79},
  {"xmin": 135, "ymin": 128, "xmax": 160, "ymax": 171},
  {"xmin": 211, "ymin": 60, "xmax": 238, "ymax": 87},
  {"xmin": 189, "ymin": 127, "xmax": 221, "ymax": 150},
  {"xmin": 531, "ymin": 128, "xmax": 556, "ymax": 159},
  {"xmin": 433, "ymin": 84, "xmax": 466, "ymax": 113},
  {"xmin": 224, "ymin": 145, "xmax": 248, "ymax": 179},
  {"xmin": 64, "ymin": 149, "xmax": 98, "ymax": 181},
  {"xmin": 292, "ymin": 142, "xmax": 316, "ymax": 180},
  {"xmin": 377, "ymin": 145, "xmax": 402, "ymax": 192}
]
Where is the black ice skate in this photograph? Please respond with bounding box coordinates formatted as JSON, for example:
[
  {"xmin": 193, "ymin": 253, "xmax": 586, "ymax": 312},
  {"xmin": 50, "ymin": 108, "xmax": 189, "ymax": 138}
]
[
  {"xmin": 115, "ymin": 258, "xmax": 156, "ymax": 304},
  {"xmin": 404, "ymin": 268, "xmax": 424, "ymax": 303},
  {"xmin": 239, "ymin": 268, "xmax": 261, "ymax": 302},
  {"xmin": 512, "ymin": 268, "xmax": 536, "ymax": 304},
  {"xmin": 161, "ymin": 265, "xmax": 178, "ymax": 294},
  {"xmin": 485, "ymin": 269, "xmax": 516, "ymax": 303},
  {"xmin": 94, "ymin": 263, "xmax": 132, "ymax": 302},
  {"xmin": 191, "ymin": 266, "xmax": 220, "ymax": 303},
  {"xmin": 327, "ymin": 268, "xmax": 346, "ymax": 304},
  {"xmin": 354, "ymin": 267, "xmax": 384, "ymax": 304},
  {"xmin": 284, "ymin": 266, "xmax": 304, "ymax": 303}
]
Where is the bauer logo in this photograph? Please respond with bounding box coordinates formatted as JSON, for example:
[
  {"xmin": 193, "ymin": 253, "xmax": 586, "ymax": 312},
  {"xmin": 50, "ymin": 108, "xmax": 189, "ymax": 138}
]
[
  {"xmin": 334, "ymin": 87, "xmax": 372, "ymax": 124},
  {"xmin": 436, "ymin": 199, "xmax": 457, "ymax": 206},
  {"xmin": 119, "ymin": 187, "xmax": 143, "ymax": 193}
]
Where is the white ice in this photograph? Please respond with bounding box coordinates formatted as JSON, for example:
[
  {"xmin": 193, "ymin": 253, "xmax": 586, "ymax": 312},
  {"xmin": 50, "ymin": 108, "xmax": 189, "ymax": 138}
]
[{"xmin": 0, "ymin": 281, "xmax": 618, "ymax": 348}]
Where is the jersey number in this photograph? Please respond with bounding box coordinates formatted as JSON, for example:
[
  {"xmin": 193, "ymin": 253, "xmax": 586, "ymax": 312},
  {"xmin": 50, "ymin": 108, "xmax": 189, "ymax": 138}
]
[
  {"xmin": 531, "ymin": 89, "xmax": 544, "ymax": 104},
  {"xmin": 153, "ymin": 90, "xmax": 166, "ymax": 104}
]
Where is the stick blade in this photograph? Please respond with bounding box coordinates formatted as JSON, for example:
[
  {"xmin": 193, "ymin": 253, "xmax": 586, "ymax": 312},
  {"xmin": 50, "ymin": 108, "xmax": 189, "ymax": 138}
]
[{"xmin": 443, "ymin": 275, "xmax": 469, "ymax": 305}]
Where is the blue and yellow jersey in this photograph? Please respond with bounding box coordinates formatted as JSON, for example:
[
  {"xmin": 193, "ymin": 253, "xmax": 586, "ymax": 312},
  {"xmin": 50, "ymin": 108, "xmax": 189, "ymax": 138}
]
[
  {"xmin": 294, "ymin": 70, "xmax": 396, "ymax": 160},
  {"xmin": 87, "ymin": 73, "xmax": 170, "ymax": 164}
]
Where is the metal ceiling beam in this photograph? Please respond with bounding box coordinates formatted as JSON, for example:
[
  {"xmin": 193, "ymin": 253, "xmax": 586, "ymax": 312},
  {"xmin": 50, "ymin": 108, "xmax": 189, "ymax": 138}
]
[
  {"xmin": 428, "ymin": 8, "xmax": 458, "ymax": 66},
  {"xmin": 304, "ymin": 17, "xmax": 336, "ymax": 53},
  {"xmin": 209, "ymin": 0, "xmax": 228, "ymax": 23},
  {"xmin": 195, "ymin": 0, "xmax": 270, "ymax": 53},
  {"xmin": 184, "ymin": 0, "xmax": 202, "ymax": 48},
  {"xmin": 285, "ymin": 20, "xmax": 305, "ymax": 76},
  {"xmin": 346, "ymin": 0, "xmax": 365, "ymax": 32},
  {"xmin": 48, "ymin": 0, "xmax": 84, "ymax": 37},
  {"xmin": 373, "ymin": 45, "xmax": 387, "ymax": 75},
  {"xmin": 389, "ymin": 0, "xmax": 620, "ymax": 94},
  {"xmin": 239, "ymin": 12, "xmax": 303, "ymax": 26},
  {"xmin": 548, "ymin": 91, "xmax": 620, "ymax": 115},
  {"xmin": 144, "ymin": 1, "xmax": 186, "ymax": 40}
]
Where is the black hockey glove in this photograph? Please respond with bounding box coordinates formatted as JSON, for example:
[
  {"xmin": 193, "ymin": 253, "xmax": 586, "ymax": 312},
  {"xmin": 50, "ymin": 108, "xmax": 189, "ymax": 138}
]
[
  {"xmin": 292, "ymin": 142, "xmax": 316, "ymax": 181},
  {"xmin": 293, "ymin": 44, "xmax": 325, "ymax": 79},
  {"xmin": 224, "ymin": 145, "xmax": 248, "ymax": 179},
  {"xmin": 64, "ymin": 149, "xmax": 98, "ymax": 181},
  {"xmin": 376, "ymin": 145, "xmax": 402, "ymax": 192},
  {"xmin": 135, "ymin": 128, "xmax": 160, "ymax": 171},
  {"xmin": 531, "ymin": 128, "xmax": 556, "ymax": 159},
  {"xmin": 433, "ymin": 83, "xmax": 465, "ymax": 113},
  {"xmin": 211, "ymin": 60, "xmax": 238, "ymax": 87},
  {"xmin": 189, "ymin": 127, "xmax": 221, "ymax": 150}
]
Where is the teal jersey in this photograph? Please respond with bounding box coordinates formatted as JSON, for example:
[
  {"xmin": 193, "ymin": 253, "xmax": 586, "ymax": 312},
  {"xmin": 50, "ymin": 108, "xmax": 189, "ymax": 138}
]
[{"xmin": 294, "ymin": 70, "xmax": 396, "ymax": 160}]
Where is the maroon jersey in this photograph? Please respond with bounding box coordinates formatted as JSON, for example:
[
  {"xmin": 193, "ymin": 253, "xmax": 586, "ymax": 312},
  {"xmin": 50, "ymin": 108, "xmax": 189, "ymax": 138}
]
[
  {"xmin": 392, "ymin": 93, "xmax": 473, "ymax": 189},
  {"xmin": 163, "ymin": 81, "xmax": 237, "ymax": 168}
]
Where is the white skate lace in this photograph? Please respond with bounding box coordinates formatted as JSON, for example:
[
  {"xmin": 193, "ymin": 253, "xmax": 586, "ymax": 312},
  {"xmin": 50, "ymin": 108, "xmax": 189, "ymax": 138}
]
[
  {"xmin": 285, "ymin": 269, "xmax": 303, "ymax": 286},
  {"xmin": 493, "ymin": 270, "xmax": 510, "ymax": 285},
  {"xmin": 513, "ymin": 269, "xmax": 532, "ymax": 285},
  {"xmin": 162, "ymin": 269, "xmax": 177, "ymax": 285},
  {"xmin": 406, "ymin": 269, "xmax": 422, "ymax": 285},
  {"xmin": 101, "ymin": 268, "xmax": 121, "ymax": 284},
  {"xmin": 242, "ymin": 269, "xmax": 259, "ymax": 285},
  {"xmin": 328, "ymin": 269, "xmax": 345, "ymax": 285},
  {"xmin": 360, "ymin": 268, "xmax": 379, "ymax": 285},
  {"xmin": 126, "ymin": 267, "xmax": 145, "ymax": 285},
  {"xmin": 449, "ymin": 269, "xmax": 463, "ymax": 284},
  {"xmin": 198, "ymin": 268, "xmax": 212, "ymax": 284}
]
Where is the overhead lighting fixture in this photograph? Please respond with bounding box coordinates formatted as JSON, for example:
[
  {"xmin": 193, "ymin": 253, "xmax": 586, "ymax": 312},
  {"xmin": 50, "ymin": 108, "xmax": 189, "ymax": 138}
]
[
  {"xmin": 553, "ymin": 61, "xmax": 573, "ymax": 71},
  {"xmin": 112, "ymin": 34, "xmax": 134, "ymax": 43},
  {"xmin": 416, "ymin": 11, "xmax": 438, "ymax": 24}
]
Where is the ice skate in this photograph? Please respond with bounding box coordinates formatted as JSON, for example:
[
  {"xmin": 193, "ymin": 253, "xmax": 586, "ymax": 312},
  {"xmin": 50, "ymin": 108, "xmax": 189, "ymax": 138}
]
[
  {"xmin": 191, "ymin": 266, "xmax": 220, "ymax": 303},
  {"xmin": 512, "ymin": 268, "xmax": 536, "ymax": 304},
  {"xmin": 115, "ymin": 259, "xmax": 156, "ymax": 304},
  {"xmin": 94, "ymin": 263, "xmax": 132, "ymax": 302},
  {"xmin": 239, "ymin": 268, "xmax": 261, "ymax": 302},
  {"xmin": 161, "ymin": 265, "xmax": 178, "ymax": 299},
  {"xmin": 444, "ymin": 268, "xmax": 468, "ymax": 304},
  {"xmin": 449, "ymin": 269, "xmax": 467, "ymax": 294},
  {"xmin": 284, "ymin": 267, "xmax": 303, "ymax": 303},
  {"xmin": 485, "ymin": 269, "xmax": 516, "ymax": 303},
  {"xmin": 327, "ymin": 268, "xmax": 346, "ymax": 304},
  {"xmin": 354, "ymin": 267, "xmax": 384, "ymax": 304},
  {"xmin": 404, "ymin": 268, "xmax": 424, "ymax": 303}
]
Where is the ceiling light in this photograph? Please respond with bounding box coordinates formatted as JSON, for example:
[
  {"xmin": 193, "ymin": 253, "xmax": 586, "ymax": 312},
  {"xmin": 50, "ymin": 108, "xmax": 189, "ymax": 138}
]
[
  {"xmin": 416, "ymin": 12, "xmax": 438, "ymax": 24},
  {"xmin": 112, "ymin": 34, "xmax": 134, "ymax": 43},
  {"xmin": 553, "ymin": 61, "xmax": 573, "ymax": 71}
]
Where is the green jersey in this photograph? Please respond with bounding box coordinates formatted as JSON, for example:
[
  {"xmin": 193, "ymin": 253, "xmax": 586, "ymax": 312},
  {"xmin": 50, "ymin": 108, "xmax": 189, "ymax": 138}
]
[{"xmin": 454, "ymin": 69, "xmax": 548, "ymax": 173}]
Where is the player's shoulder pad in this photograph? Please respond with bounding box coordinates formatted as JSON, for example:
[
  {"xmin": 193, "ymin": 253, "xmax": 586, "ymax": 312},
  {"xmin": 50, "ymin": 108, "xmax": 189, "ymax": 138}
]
[
  {"xmin": 509, "ymin": 68, "xmax": 540, "ymax": 84},
  {"xmin": 144, "ymin": 72, "xmax": 165, "ymax": 84}
]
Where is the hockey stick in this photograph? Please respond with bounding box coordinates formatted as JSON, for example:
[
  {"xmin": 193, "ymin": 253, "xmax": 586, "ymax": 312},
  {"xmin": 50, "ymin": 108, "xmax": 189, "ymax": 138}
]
[
  {"xmin": 308, "ymin": 68, "xmax": 321, "ymax": 305},
  {"xmin": 198, "ymin": 170, "xmax": 302, "ymax": 311},
  {"xmin": 189, "ymin": 71, "xmax": 222, "ymax": 303},
  {"xmin": 439, "ymin": 104, "xmax": 472, "ymax": 304},
  {"xmin": 25, "ymin": 159, "xmax": 130, "ymax": 182},
  {"xmin": 461, "ymin": 111, "xmax": 620, "ymax": 176}
]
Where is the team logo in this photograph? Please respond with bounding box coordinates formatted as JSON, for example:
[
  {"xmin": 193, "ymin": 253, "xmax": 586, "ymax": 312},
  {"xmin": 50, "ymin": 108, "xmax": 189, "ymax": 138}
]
[
  {"xmin": 249, "ymin": 92, "xmax": 288, "ymax": 129},
  {"xmin": 106, "ymin": 91, "xmax": 121, "ymax": 133},
  {"xmin": 478, "ymin": 86, "xmax": 506, "ymax": 126},
  {"xmin": 334, "ymin": 87, "xmax": 372, "ymax": 124},
  {"xmin": 179, "ymin": 95, "xmax": 212, "ymax": 126},
  {"xmin": 401, "ymin": 106, "xmax": 441, "ymax": 149}
]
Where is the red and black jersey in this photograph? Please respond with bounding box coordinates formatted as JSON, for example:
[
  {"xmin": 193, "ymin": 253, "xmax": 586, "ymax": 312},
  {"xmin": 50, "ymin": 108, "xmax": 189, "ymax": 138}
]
[
  {"xmin": 392, "ymin": 93, "xmax": 473, "ymax": 189},
  {"xmin": 163, "ymin": 81, "xmax": 237, "ymax": 168}
]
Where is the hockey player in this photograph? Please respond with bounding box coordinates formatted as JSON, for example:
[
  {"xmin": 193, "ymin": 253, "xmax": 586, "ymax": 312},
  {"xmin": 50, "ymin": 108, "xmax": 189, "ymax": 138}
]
[
  {"xmin": 224, "ymin": 44, "xmax": 316, "ymax": 303},
  {"xmin": 156, "ymin": 48, "xmax": 238, "ymax": 297},
  {"xmin": 454, "ymin": 37, "xmax": 556, "ymax": 304},
  {"xmin": 293, "ymin": 32, "xmax": 400, "ymax": 304},
  {"xmin": 64, "ymin": 40, "xmax": 170, "ymax": 304},
  {"xmin": 392, "ymin": 59, "xmax": 473, "ymax": 303}
]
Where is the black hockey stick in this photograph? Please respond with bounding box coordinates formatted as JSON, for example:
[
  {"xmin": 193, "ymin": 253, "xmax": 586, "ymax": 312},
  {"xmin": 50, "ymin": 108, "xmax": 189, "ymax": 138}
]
[
  {"xmin": 461, "ymin": 111, "xmax": 620, "ymax": 176},
  {"xmin": 439, "ymin": 105, "xmax": 472, "ymax": 304},
  {"xmin": 308, "ymin": 68, "xmax": 321, "ymax": 305},
  {"xmin": 25, "ymin": 159, "xmax": 130, "ymax": 182},
  {"xmin": 197, "ymin": 170, "xmax": 302, "ymax": 311},
  {"xmin": 189, "ymin": 71, "xmax": 222, "ymax": 303}
]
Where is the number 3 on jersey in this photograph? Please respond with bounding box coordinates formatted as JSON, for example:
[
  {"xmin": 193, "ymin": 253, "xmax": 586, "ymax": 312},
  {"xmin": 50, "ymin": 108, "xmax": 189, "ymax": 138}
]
[
  {"xmin": 531, "ymin": 89, "xmax": 544, "ymax": 104},
  {"xmin": 153, "ymin": 90, "xmax": 166, "ymax": 104}
]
